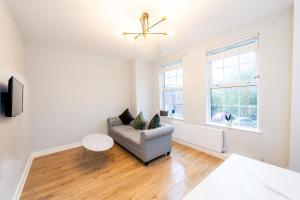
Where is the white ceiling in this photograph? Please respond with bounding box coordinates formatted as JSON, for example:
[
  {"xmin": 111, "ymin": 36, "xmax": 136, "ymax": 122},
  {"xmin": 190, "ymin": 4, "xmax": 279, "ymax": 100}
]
[{"xmin": 4, "ymin": 0, "xmax": 293, "ymax": 61}]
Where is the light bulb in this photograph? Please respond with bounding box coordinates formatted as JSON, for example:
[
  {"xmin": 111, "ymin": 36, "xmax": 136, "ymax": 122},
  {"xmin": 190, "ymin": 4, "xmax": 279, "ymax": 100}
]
[
  {"xmin": 136, "ymin": 9, "xmax": 142, "ymax": 18},
  {"xmin": 168, "ymin": 31, "xmax": 175, "ymax": 37},
  {"xmin": 129, "ymin": 38, "xmax": 135, "ymax": 43},
  {"xmin": 114, "ymin": 31, "xmax": 123, "ymax": 37}
]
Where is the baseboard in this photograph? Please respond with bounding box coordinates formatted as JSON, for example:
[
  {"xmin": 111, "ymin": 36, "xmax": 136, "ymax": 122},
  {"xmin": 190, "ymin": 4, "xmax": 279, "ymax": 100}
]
[
  {"xmin": 12, "ymin": 154, "xmax": 34, "ymax": 200},
  {"xmin": 172, "ymin": 137, "xmax": 230, "ymax": 160},
  {"xmin": 13, "ymin": 141, "xmax": 82, "ymax": 200},
  {"xmin": 31, "ymin": 142, "xmax": 82, "ymax": 158}
]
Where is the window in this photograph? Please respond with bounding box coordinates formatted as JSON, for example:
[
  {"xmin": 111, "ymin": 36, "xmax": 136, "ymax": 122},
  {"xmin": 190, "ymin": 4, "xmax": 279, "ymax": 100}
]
[
  {"xmin": 160, "ymin": 61, "xmax": 183, "ymax": 119},
  {"xmin": 207, "ymin": 36, "xmax": 259, "ymax": 129}
]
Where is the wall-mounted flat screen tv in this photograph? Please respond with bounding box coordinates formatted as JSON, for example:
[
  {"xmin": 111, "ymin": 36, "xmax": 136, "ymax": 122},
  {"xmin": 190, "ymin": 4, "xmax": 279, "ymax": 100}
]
[{"xmin": 5, "ymin": 76, "xmax": 24, "ymax": 117}]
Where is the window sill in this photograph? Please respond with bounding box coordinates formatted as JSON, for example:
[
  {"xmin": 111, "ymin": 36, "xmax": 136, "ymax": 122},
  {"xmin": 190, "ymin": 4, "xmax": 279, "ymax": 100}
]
[
  {"xmin": 206, "ymin": 122, "xmax": 262, "ymax": 134},
  {"xmin": 161, "ymin": 116, "xmax": 184, "ymax": 121}
]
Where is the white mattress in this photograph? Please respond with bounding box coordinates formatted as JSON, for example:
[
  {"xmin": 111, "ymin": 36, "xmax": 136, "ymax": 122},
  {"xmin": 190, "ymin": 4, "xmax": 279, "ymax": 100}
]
[{"xmin": 183, "ymin": 154, "xmax": 300, "ymax": 200}]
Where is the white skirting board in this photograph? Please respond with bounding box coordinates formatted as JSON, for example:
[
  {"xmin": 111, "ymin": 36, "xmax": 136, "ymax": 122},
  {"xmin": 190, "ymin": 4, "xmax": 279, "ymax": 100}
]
[
  {"xmin": 12, "ymin": 154, "xmax": 34, "ymax": 200},
  {"xmin": 31, "ymin": 142, "xmax": 82, "ymax": 158},
  {"xmin": 13, "ymin": 142, "xmax": 82, "ymax": 200}
]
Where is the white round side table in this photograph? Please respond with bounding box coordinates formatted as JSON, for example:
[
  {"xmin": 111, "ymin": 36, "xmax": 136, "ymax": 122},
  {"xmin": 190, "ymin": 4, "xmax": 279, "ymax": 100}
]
[
  {"xmin": 82, "ymin": 133, "xmax": 114, "ymax": 152},
  {"xmin": 82, "ymin": 133, "xmax": 114, "ymax": 164}
]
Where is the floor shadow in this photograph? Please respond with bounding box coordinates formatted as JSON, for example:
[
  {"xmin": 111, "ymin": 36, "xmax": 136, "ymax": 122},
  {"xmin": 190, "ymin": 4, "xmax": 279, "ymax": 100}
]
[
  {"xmin": 74, "ymin": 147, "xmax": 114, "ymax": 172},
  {"xmin": 113, "ymin": 142, "xmax": 170, "ymax": 166}
]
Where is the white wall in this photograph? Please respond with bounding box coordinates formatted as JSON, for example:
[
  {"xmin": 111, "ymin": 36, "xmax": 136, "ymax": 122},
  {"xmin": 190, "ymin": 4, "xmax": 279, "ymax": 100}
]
[
  {"xmin": 130, "ymin": 60, "xmax": 138, "ymax": 115},
  {"xmin": 289, "ymin": 2, "xmax": 300, "ymax": 172},
  {"xmin": 130, "ymin": 59, "xmax": 155, "ymax": 120},
  {"xmin": 26, "ymin": 45, "xmax": 131, "ymax": 152},
  {"xmin": 0, "ymin": 1, "xmax": 30, "ymax": 199},
  {"xmin": 154, "ymin": 9, "xmax": 293, "ymax": 167}
]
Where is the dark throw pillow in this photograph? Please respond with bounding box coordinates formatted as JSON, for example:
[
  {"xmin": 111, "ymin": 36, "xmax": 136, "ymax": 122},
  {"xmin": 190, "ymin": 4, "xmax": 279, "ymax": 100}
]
[
  {"xmin": 148, "ymin": 114, "xmax": 160, "ymax": 129},
  {"xmin": 119, "ymin": 109, "xmax": 134, "ymax": 125},
  {"xmin": 131, "ymin": 112, "xmax": 146, "ymax": 130}
]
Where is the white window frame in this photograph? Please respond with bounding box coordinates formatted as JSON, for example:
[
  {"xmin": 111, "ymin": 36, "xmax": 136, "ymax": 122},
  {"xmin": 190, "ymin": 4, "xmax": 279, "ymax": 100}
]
[
  {"xmin": 160, "ymin": 60, "xmax": 183, "ymax": 119},
  {"xmin": 206, "ymin": 35, "xmax": 260, "ymax": 131}
]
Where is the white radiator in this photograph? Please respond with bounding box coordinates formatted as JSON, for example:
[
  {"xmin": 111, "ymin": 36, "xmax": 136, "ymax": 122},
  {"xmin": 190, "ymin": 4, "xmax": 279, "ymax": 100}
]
[{"xmin": 172, "ymin": 121, "xmax": 224, "ymax": 153}]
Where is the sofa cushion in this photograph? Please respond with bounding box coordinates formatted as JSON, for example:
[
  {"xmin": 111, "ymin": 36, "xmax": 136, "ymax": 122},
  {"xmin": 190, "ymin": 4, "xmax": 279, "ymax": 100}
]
[
  {"xmin": 127, "ymin": 133, "xmax": 141, "ymax": 149},
  {"xmin": 119, "ymin": 108, "xmax": 134, "ymax": 125},
  {"xmin": 108, "ymin": 117, "xmax": 123, "ymax": 127},
  {"xmin": 148, "ymin": 114, "xmax": 160, "ymax": 129},
  {"xmin": 110, "ymin": 125, "xmax": 141, "ymax": 137},
  {"xmin": 131, "ymin": 112, "xmax": 146, "ymax": 130},
  {"xmin": 110, "ymin": 125, "xmax": 131, "ymax": 132}
]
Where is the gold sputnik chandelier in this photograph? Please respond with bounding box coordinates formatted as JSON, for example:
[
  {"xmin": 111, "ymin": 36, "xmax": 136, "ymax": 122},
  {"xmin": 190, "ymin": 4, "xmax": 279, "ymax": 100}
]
[{"xmin": 122, "ymin": 12, "xmax": 168, "ymax": 39}]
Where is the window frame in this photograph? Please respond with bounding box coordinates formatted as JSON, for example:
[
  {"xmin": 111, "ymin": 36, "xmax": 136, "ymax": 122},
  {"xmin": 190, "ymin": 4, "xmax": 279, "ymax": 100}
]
[
  {"xmin": 160, "ymin": 60, "xmax": 184, "ymax": 119},
  {"xmin": 206, "ymin": 37, "xmax": 260, "ymax": 131}
]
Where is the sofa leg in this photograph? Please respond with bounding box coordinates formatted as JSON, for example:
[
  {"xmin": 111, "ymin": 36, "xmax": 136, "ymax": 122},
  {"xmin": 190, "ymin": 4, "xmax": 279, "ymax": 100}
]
[
  {"xmin": 144, "ymin": 161, "xmax": 149, "ymax": 166},
  {"xmin": 167, "ymin": 151, "xmax": 171, "ymax": 156}
]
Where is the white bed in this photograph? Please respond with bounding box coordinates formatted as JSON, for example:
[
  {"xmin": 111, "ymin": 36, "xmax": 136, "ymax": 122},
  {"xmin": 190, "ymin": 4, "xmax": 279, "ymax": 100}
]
[{"xmin": 183, "ymin": 154, "xmax": 300, "ymax": 200}]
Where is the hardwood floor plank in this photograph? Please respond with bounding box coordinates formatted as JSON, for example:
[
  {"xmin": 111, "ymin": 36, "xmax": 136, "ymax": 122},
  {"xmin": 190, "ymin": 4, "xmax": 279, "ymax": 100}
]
[{"xmin": 21, "ymin": 142, "xmax": 222, "ymax": 200}]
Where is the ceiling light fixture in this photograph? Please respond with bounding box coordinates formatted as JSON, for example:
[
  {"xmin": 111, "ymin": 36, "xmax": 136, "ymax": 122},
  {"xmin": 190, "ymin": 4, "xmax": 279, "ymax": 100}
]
[{"xmin": 122, "ymin": 12, "xmax": 168, "ymax": 40}]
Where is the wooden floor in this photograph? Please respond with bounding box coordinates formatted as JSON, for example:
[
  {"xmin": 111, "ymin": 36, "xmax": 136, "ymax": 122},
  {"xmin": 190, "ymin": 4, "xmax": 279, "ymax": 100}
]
[{"xmin": 21, "ymin": 142, "xmax": 222, "ymax": 200}]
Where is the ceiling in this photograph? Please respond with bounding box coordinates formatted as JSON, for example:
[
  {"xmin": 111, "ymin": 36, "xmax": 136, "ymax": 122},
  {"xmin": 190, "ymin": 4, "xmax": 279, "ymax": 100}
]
[{"xmin": 4, "ymin": 0, "xmax": 293, "ymax": 61}]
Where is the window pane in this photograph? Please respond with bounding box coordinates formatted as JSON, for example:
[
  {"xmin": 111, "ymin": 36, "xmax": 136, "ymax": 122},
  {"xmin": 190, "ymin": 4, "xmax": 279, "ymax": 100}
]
[
  {"xmin": 170, "ymin": 76, "xmax": 176, "ymax": 87},
  {"xmin": 177, "ymin": 68, "xmax": 182, "ymax": 76},
  {"xmin": 240, "ymin": 51, "xmax": 256, "ymax": 63},
  {"xmin": 163, "ymin": 90, "xmax": 183, "ymax": 118},
  {"xmin": 240, "ymin": 106, "xmax": 257, "ymax": 119},
  {"xmin": 164, "ymin": 72, "xmax": 171, "ymax": 88},
  {"xmin": 177, "ymin": 75, "xmax": 183, "ymax": 87},
  {"xmin": 211, "ymin": 88, "xmax": 224, "ymax": 106},
  {"xmin": 165, "ymin": 71, "xmax": 170, "ymax": 81},
  {"xmin": 240, "ymin": 63, "xmax": 256, "ymax": 81},
  {"xmin": 175, "ymin": 104, "xmax": 183, "ymax": 118},
  {"xmin": 240, "ymin": 86, "xmax": 257, "ymax": 106},
  {"xmin": 224, "ymin": 55, "xmax": 238, "ymax": 66},
  {"xmin": 224, "ymin": 66, "xmax": 239, "ymax": 83},
  {"xmin": 239, "ymin": 106, "xmax": 257, "ymax": 128},
  {"xmin": 164, "ymin": 76, "xmax": 170, "ymax": 88},
  {"xmin": 170, "ymin": 70, "xmax": 177, "ymax": 77},
  {"xmin": 211, "ymin": 60, "xmax": 223, "ymax": 70},
  {"xmin": 223, "ymin": 88, "xmax": 239, "ymax": 125},
  {"xmin": 224, "ymin": 106, "xmax": 239, "ymax": 119},
  {"xmin": 211, "ymin": 106, "xmax": 224, "ymax": 123},
  {"xmin": 165, "ymin": 71, "xmax": 170, "ymax": 77},
  {"xmin": 164, "ymin": 68, "xmax": 183, "ymax": 89},
  {"xmin": 212, "ymin": 68, "xmax": 223, "ymax": 85},
  {"xmin": 210, "ymin": 86, "xmax": 257, "ymax": 128},
  {"xmin": 224, "ymin": 88, "xmax": 239, "ymax": 105}
]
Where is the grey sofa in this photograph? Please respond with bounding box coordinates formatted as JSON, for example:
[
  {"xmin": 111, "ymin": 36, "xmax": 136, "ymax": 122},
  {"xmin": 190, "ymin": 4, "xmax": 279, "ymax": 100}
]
[{"xmin": 107, "ymin": 117, "xmax": 174, "ymax": 165}]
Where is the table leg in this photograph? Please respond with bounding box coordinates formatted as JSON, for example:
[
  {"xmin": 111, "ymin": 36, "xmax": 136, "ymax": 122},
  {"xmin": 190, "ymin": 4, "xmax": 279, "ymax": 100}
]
[
  {"xmin": 83, "ymin": 147, "xmax": 86, "ymax": 157},
  {"xmin": 110, "ymin": 148, "xmax": 115, "ymax": 162}
]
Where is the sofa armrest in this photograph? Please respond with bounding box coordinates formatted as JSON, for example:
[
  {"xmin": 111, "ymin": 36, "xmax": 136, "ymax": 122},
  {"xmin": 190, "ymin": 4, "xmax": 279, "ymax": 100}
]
[
  {"xmin": 141, "ymin": 124, "xmax": 174, "ymax": 141},
  {"xmin": 107, "ymin": 117, "xmax": 123, "ymax": 128}
]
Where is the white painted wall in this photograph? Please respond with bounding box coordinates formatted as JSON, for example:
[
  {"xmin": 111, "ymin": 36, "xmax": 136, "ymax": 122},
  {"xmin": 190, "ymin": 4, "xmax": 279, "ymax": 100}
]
[
  {"xmin": 130, "ymin": 59, "xmax": 155, "ymax": 120},
  {"xmin": 289, "ymin": 2, "xmax": 300, "ymax": 172},
  {"xmin": 154, "ymin": 9, "xmax": 293, "ymax": 167},
  {"xmin": 0, "ymin": 1, "xmax": 30, "ymax": 199},
  {"xmin": 130, "ymin": 60, "xmax": 138, "ymax": 116},
  {"xmin": 26, "ymin": 45, "xmax": 131, "ymax": 152}
]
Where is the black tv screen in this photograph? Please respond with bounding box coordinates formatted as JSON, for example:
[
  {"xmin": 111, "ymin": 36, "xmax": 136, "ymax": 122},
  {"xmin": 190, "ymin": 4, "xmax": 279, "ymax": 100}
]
[{"xmin": 6, "ymin": 77, "xmax": 24, "ymax": 117}]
